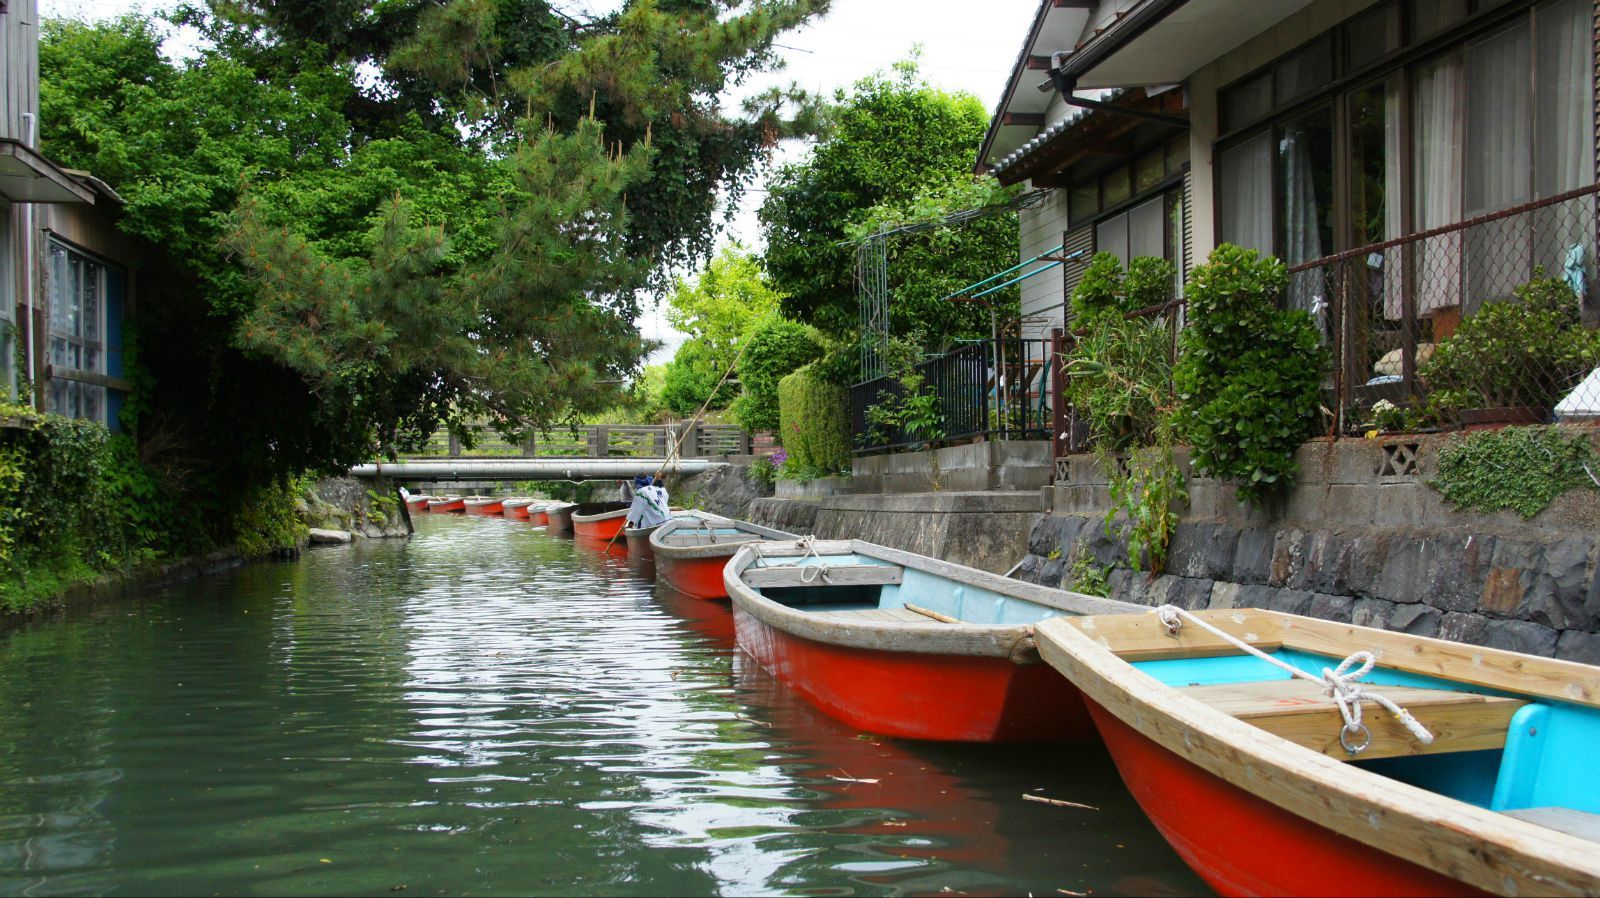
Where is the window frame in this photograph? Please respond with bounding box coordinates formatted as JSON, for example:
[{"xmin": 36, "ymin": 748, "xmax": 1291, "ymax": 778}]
[{"xmin": 45, "ymin": 237, "xmax": 118, "ymax": 425}]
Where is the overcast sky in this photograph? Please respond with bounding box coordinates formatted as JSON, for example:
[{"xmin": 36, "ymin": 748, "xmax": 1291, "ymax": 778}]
[{"xmin": 38, "ymin": 0, "xmax": 1040, "ymax": 362}]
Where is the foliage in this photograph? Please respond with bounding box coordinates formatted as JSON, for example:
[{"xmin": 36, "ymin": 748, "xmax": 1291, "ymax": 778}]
[
  {"xmin": 233, "ymin": 477, "xmax": 312, "ymax": 558},
  {"xmin": 665, "ymin": 245, "xmax": 783, "ymax": 374},
  {"xmin": 38, "ymin": 3, "xmax": 827, "ymax": 494},
  {"xmin": 1366, "ymin": 399, "xmax": 1430, "ymax": 434},
  {"xmin": 760, "ymin": 58, "xmax": 999, "ymax": 340},
  {"xmin": 749, "ymin": 454, "xmax": 778, "ymax": 486},
  {"xmin": 1174, "ymin": 245, "xmax": 1326, "ymax": 505},
  {"xmin": 778, "ymin": 363, "xmax": 851, "ymax": 477},
  {"xmin": 1103, "ymin": 446, "xmax": 1187, "ymax": 576},
  {"xmin": 863, "ymin": 334, "xmax": 942, "ymax": 448},
  {"xmin": 1065, "ymin": 255, "xmax": 1178, "ymax": 451},
  {"xmin": 1067, "ymin": 554, "xmax": 1111, "ymax": 598},
  {"xmin": 1420, "ymin": 275, "xmax": 1600, "ymax": 416},
  {"xmin": 730, "ymin": 317, "xmax": 825, "ymax": 432},
  {"xmin": 660, "ymin": 340, "xmax": 738, "ymax": 417},
  {"xmin": 1431, "ymin": 426, "xmax": 1599, "ymax": 519}
]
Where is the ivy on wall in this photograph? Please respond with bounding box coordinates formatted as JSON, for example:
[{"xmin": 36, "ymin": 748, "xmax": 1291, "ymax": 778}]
[{"xmin": 1431, "ymin": 426, "xmax": 1599, "ymax": 519}]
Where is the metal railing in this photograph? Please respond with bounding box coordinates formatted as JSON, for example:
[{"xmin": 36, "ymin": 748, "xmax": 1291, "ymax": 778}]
[
  {"xmin": 1289, "ymin": 183, "xmax": 1600, "ymax": 434},
  {"xmin": 850, "ymin": 337, "xmax": 1053, "ymax": 454}
]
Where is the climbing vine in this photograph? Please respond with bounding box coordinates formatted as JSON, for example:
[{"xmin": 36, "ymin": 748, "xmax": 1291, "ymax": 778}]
[{"xmin": 1431, "ymin": 426, "xmax": 1599, "ymax": 519}]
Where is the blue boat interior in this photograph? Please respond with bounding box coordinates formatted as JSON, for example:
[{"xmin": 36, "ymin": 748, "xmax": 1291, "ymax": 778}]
[
  {"xmin": 1135, "ymin": 649, "xmax": 1600, "ymax": 818},
  {"xmin": 754, "ymin": 552, "xmax": 1065, "ymax": 625}
]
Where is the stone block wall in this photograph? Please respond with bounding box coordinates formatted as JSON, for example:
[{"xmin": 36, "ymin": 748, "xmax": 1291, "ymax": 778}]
[
  {"xmin": 851, "ymin": 441, "xmax": 1053, "ymax": 494},
  {"xmin": 1020, "ymin": 435, "xmax": 1600, "ymax": 663}
]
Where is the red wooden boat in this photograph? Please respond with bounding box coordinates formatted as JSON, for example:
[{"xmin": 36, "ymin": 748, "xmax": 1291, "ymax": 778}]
[
  {"xmin": 501, "ymin": 498, "xmax": 536, "ymax": 518},
  {"xmin": 1034, "ymin": 608, "xmax": 1600, "ymax": 897},
  {"xmin": 650, "ymin": 517, "xmax": 796, "ymax": 599},
  {"xmin": 427, "ymin": 496, "xmax": 465, "ymax": 513},
  {"xmin": 405, "ymin": 495, "xmax": 432, "ymax": 513},
  {"xmin": 570, "ymin": 502, "xmax": 630, "ymax": 540},
  {"xmin": 529, "ymin": 503, "xmax": 552, "ymax": 526},
  {"xmin": 725, "ymin": 538, "xmax": 1135, "ymax": 742},
  {"xmin": 544, "ymin": 503, "xmax": 576, "ymax": 533},
  {"xmin": 463, "ymin": 497, "xmax": 504, "ymax": 515}
]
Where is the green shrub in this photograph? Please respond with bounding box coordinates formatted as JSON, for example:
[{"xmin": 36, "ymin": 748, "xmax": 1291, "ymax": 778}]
[
  {"xmin": 1421, "ymin": 274, "xmax": 1600, "ymax": 416},
  {"xmin": 731, "ymin": 317, "xmax": 824, "ymax": 432},
  {"xmin": 778, "ymin": 363, "xmax": 851, "ymax": 477},
  {"xmin": 1431, "ymin": 426, "xmax": 1598, "ymax": 518},
  {"xmin": 660, "ymin": 341, "xmax": 738, "ymax": 417},
  {"xmin": 232, "ymin": 476, "xmax": 311, "ymax": 558},
  {"xmin": 1173, "ymin": 245, "xmax": 1326, "ymax": 505}
]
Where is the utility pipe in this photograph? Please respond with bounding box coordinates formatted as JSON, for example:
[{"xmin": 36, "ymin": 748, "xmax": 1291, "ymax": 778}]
[
  {"xmin": 349, "ymin": 458, "xmax": 729, "ymax": 482},
  {"xmin": 941, "ymin": 243, "xmax": 1065, "ymax": 301},
  {"xmin": 20, "ymin": 112, "xmax": 36, "ymax": 408}
]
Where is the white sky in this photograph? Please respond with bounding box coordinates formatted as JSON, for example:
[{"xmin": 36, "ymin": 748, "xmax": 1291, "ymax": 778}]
[{"xmin": 38, "ymin": 0, "xmax": 1041, "ymax": 363}]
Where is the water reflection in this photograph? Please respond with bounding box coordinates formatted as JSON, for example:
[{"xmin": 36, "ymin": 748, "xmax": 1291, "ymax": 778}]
[{"xmin": 0, "ymin": 513, "xmax": 1207, "ymax": 896}]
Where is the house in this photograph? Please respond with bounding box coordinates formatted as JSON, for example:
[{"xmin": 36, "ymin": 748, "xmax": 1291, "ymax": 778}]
[
  {"xmin": 980, "ymin": 0, "xmax": 1598, "ymax": 427},
  {"xmin": 2, "ymin": 0, "xmax": 138, "ymax": 430}
]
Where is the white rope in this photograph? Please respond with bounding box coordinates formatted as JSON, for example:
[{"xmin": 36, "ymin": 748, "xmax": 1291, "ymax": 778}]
[
  {"xmin": 1154, "ymin": 604, "xmax": 1434, "ymax": 755},
  {"xmin": 749, "ymin": 535, "xmax": 832, "ymax": 583}
]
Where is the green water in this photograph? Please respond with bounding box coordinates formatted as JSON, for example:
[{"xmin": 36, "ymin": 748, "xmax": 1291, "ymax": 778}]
[{"xmin": 0, "ymin": 513, "xmax": 1206, "ymax": 896}]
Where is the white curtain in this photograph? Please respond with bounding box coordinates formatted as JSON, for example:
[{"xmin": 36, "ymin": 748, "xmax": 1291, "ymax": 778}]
[
  {"xmin": 1383, "ymin": 79, "xmax": 1406, "ymax": 320},
  {"xmin": 1282, "ymin": 124, "xmax": 1327, "ymax": 331},
  {"xmin": 1466, "ymin": 23, "xmax": 1534, "ymax": 306},
  {"xmin": 1535, "ymin": 0, "xmax": 1594, "ymax": 197},
  {"xmin": 1219, "ymin": 132, "xmax": 1273, "ymax": 255},
  {"xmin": 1412, "ymin": 54, "xmax": 1463, "ymax": 318}
]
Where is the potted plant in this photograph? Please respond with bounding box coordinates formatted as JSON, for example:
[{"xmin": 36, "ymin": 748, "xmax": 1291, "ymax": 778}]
[{"xmin": 1419, "ymin": 274, "xmax": 1600, "ymax": 426}]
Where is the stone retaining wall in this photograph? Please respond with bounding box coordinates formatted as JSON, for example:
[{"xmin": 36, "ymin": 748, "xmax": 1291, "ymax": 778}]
[{"xmin": 1020, "ymin": 435, "xmax": 1600, "ymax": 663}]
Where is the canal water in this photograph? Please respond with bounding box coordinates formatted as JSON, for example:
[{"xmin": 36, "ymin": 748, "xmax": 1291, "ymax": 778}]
[{"xmin": 0, "ymin": 513, "xmax": 1208, "ymax": 897}]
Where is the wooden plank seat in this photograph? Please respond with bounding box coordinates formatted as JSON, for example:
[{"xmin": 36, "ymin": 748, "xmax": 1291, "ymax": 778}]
[
  {"xmin": 1504, "ymin": 807, "xmax": 1600, "ymax": 845},
  {"xmin": 1180, "ymin": 679, "xmax": 1527, "ymax": 761},
  {"xmin": 816, "ymin": 607, "xmax": 941, "ymax": 624},
  {"xmin": 743, "ymin": 564, "xmax": 904, "ymax": 588}
]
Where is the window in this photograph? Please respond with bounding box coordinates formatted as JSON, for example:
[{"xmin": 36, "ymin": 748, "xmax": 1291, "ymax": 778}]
[
  {"xmin": 1096, "ymin": 195, "xmax": 1171, "ymax": 266},
  {"xmin": 47, "ymin": 242, "xmax": 106, "ymax": 424},
  {"xmin": 0, "ymin": 215, "xmax": 11, "ymax": 400}
]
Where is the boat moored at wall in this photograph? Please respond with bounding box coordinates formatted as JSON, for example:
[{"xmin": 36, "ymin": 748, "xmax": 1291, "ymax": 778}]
[
  {"xmin": 725, "ymin": 539, "xmax": 1137, "ymax": 742},
  {"xmin": 501, "ymin": 498, "xmax": 537, "ymax": 518},
  {"xmin": 1033, "ymin": 607, "xmax": 1600, "ymax": 897},
  {"xmin": 650, "ymin": 517, "xmax": 798, "ymax": 599},
  {"xmin": 570, "ymin": 502, "xmax": 632, "ymax": 541},
  {"xmin": 544, "ymin": 503, "xmax": 577, "ymax": 533},
  {"xmin": 463, "ymin": 497, "xmax": 504, "ymax": 515},
  {"xmin": 427, "ymin": 496, "xmax": 465, "ymax": 513},
  {"xmin": 405, "ymin": 495, "xmax": 433, "ymax": 513}
]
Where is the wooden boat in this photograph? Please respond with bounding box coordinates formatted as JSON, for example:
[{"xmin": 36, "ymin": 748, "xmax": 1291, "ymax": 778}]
[
  {"xmin": 724, "ymin": 538, "xmax": 1136, "ymax": 742},
  {"xmin": 529, "ymin": 502, "xmax": 553, "ymax": 526},
  {"xmin": 463, "ymin": 497, "xmax": 504, "ymax": 515},
  {"xmin": 1033, "ymin": 607, "xmax": 1600, "ymax": 897},
  {"xmin": 544, "ymin": 502, "xmax": 577, "ymax": 533},
  {"xmin": 427, "ymin": 496, "xmax": 465, "ymax": 513},
  {"xmin": 405, "ymin": 495, "xmax": 432, "ymax": 513},
  {"xmin": 623, "ymin": 509, "xmax": 728, "ymax": 560},
  {"xmin": 570, "ymin": 501, "xmax": 631, "ymax": 540},
  {"xmin": 650, "ymin": 517, "xmax": 797, "ymax": 599},
  {"xmin": 501, "ymin": 498, "xmax": 536, "ymax": 518}
]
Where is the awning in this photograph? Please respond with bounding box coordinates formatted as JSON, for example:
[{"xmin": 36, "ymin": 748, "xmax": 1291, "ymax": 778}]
[
  {"xmin": 1068, "ymin": 0, "xmax": 1319, "ymax": 89},
  {"xmin": 0, "ymin": 139, "xmax": 95, "ymax": 205}
]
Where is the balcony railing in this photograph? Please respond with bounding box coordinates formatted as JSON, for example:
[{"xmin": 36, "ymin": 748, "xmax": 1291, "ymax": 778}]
[{"xmin": 849, "ymin": 337, "xmax": 1053, "ymax": 455}]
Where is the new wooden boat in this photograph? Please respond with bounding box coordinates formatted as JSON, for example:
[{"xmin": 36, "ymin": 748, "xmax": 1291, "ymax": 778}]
[
  {"xmin": 725, "ymin": 539, "xmax": 1136, "ymax": 742},
  {"xmin": 463, "ymin": 497, "xmax": 504, "ymax": 515},
  {"xmin": 427, "ymin": 496, "xmax": 465, "ymax": 513},
  {"xmin": 544, "ymin": 502, "xmax": 577, "ymax": 533},
  {"xmin": 501, "ymin": 498, "xmax": 536, "ymax": 518},
  {"xmin": 570, "ymin": 501, "xmax": 632, "ymax": 540},
  {"xmin": 650, "ymin": 517, "xmax": 798, "ymax": 599},
  {"xmin": 405, "ymin": 495, "xmax": 432, "ymax": 513},
  {"xmin": 1033, "ymin": 607, "xmax": 1600, "ymax": 897}
]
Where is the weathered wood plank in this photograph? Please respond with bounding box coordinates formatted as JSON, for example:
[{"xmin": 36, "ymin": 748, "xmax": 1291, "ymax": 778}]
[
  {"xmin": 743, "ymin": 564, "xmax": 903, "ymax": 588},
  {"xmin": 1066, "ymin": 609, "xmax": 1284, "ymax": 661},
  {"xmin": 1182, "ymin": 680, "xmax": 1525, "ymax": 760}
]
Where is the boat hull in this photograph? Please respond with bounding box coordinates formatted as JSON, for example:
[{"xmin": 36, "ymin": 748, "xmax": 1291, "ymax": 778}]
[
  {"xmin": 546, "ymin": 506, "xmax": 575, "ymax": 533},
  {"xmin": 405, "ymin": 497, "xmax": 431, "ymax": 513},
  {"xmin": 428, "ymin": 498, "xmax": 465, "ymax": 513},
  {"xmin": 505, "ymin": 504, "xmax": 531, "ymax": 519},
  {"xmin": 573, "ymin": 512, "xmax": 626, "ymax": 541},
  {"xmin": 733, "ymin": 604, "xmax": 1093, "ymax": 742},
  {"xmin": 464, "ymin": 499, "xmax": 504, "ymax": 515},
  {"xmin": 531, "ymin": 508, "xmax": 550, "ymax": 526},
  {"xmin": 1085, "ymin": 700, "xmax": 1483, "ymax": 898},
  {"xmin": 655, "ymin": 552, "xmax": 734, "ymax": 600},
  {"xmin": 624, "ymin": 526, "xmax": 660, "ymax": 559}
]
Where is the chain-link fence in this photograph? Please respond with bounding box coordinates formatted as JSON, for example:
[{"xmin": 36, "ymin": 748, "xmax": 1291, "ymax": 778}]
[{"xmin": 1290, "ymin": 183, "xmax": 1600, "ymax": 435}]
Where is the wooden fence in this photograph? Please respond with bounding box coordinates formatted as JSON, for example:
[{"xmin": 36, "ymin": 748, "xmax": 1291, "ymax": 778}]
[{"xmin": 409, "ymin": 423, "xmax": 761, "ymax": 460}]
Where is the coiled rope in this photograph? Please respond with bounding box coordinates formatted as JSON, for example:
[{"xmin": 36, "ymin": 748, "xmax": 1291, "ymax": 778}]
[
  {"xmin": 1154, "ymin": 604, "xmax": 1434, "ymax": 755},
  {"xmin": 749, "ymin": 535, "xmax": 832, "ymax": 584}
]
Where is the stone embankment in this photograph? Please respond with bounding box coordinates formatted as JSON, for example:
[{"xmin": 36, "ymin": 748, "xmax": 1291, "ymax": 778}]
[
  {"xmin": 298, "ymin": 477, "xmax": 412, "ymax": 544},
  {"xmin": 1018, "ymin": 437, "xmax": 1600, "ymax": 664}
]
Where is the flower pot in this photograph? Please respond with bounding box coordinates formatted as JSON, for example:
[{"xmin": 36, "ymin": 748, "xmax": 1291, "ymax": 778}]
[{"xmin": 1458, "ymin": 406, "xmax": 1545, "ymax": 427}]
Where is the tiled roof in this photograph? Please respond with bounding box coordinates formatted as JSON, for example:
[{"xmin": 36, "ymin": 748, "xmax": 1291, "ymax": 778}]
[{"xmin": 988, "ymin": 88, "xmax": 1124, "ymax": 180}]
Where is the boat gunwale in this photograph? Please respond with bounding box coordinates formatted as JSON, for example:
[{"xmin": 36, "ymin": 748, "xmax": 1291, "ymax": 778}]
[
  {"xmin": 725, "ymin": 539, "xmax": 1138, "ymax": 660},
  {"xmin": 649, "ymin": 517, "xmax": 798, "ymax": 561},
  {"xmin": 1033, "ymin": 611, "xmax": 1600, "ymax": 896}
]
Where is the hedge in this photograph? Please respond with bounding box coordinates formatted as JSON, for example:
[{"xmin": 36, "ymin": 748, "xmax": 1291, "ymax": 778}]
[{"xmin": 777, "ymin": 363, "xmax": 850, "ymax": 477}]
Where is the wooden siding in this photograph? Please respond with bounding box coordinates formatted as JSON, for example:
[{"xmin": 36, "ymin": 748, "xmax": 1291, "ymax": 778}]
[
  {"xmin": 1018, "ymin": 189, "xmax": 1070, "ymax": 339},
  {"xmin": 2, "ymin": 0, "xmax": 38, "ymax": 143}
]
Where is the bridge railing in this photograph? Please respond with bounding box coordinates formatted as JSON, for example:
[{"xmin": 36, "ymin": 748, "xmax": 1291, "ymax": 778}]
[{"xmin": 407, "ymin": 423, "xmax": 762, "ymax": 460}]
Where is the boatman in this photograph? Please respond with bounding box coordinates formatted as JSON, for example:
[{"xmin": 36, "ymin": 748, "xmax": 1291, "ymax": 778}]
[{"xmin": 626, "ymin": 475, "xmax": 671, "ymax": 529}]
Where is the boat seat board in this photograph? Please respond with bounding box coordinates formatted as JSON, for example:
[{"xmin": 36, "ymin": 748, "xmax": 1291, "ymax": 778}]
[
  {"xmin": 1503, "ymin": 807, "xmax": 1600, "ymax": 844},
  {"xmin": 744, "ymin": 565, "xmax": 904, "ymax": 588},
  {"xmin": 816, "ymin": 607, "xmax": 939, "ymax": 624},
  {"xmin": 1181, "ymin": 680, "xmax": 1527, "ymax": 761}
]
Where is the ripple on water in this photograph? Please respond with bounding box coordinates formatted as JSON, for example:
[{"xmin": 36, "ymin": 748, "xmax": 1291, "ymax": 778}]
[{"xmin": 0, "ymin": 513, "xmax": 1207, "ymax": 897}]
